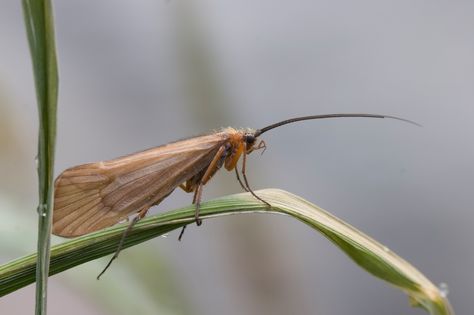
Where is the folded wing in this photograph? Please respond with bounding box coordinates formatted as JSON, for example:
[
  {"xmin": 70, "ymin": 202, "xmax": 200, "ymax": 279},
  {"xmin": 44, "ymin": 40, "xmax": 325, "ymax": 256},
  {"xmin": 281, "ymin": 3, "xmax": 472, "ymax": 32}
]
[{"xmin": 53, "ymin": 134, "xmax": 228, "ymax": 237}]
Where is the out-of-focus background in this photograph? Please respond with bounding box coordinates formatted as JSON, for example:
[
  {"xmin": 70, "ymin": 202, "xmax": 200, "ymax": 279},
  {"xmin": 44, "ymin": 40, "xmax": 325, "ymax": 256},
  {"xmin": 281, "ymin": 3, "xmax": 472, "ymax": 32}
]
[{"xmin": 1, "ymin": 1, "xmax": 472, "ymax": 314}]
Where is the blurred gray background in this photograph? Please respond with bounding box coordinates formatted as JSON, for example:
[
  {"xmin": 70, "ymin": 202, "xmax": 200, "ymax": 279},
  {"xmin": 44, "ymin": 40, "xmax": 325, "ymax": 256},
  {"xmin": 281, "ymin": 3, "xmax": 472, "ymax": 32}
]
[{"xmin": 0, "ymin": 1, "xmax": 472, "ymax": 314}]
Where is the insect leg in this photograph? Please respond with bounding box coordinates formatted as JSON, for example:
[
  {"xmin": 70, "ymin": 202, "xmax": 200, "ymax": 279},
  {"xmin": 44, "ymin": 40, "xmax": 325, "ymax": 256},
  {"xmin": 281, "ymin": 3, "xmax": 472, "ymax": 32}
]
[
  {"xmin": 178, "ymin": 187, "xmax": 200, "ymax": 241},
  {"xmin": 256, "ymin": 140, "xmax": 267, "ymax": 155},
  {"xmin": 97, "ymin": 206, "xmax": 149, "ymax": 279},
  {"xmin": 178, "ymin": 144, "xmax": 227, "ymax": 240},
  {"xmin": 235, "ymin": 167, "xmax": 249, "ymax": 192},
  {"xmin": 194, "ymin": 144, "xmax": 227, "ymax": 224},
  {"xmin": 193, "ymin": 184, "xmax": 204, "ymax": 225},
  {"xmin": 241, "ymin": 143, "xmax": 271, "ymax": 207},
  {"xmin": 178, "ymin": 225, "xmax": 187, "ymax": 241},
  {"xmin": 179, "ymin": 183, "xmax": 194, "ymax": 193}
]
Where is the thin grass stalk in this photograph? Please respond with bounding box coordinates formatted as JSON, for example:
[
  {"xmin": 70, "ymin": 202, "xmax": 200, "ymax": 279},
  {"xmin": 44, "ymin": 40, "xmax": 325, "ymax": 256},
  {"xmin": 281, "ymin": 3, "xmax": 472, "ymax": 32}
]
[{"xmin": 22, "ymin": 0, "xmax": 58, "ymax": 314}]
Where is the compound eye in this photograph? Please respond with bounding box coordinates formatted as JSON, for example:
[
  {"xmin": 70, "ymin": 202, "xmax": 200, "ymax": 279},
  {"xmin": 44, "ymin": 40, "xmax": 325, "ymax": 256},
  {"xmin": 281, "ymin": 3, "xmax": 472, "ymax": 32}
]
[{"xmin": 245, "ymin": 134, "xmax": 256, "ymax": 145}]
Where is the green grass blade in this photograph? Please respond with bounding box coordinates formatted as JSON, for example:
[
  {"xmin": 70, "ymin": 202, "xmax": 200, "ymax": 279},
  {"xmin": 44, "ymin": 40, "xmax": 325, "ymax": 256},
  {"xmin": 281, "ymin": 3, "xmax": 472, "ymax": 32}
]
[
  {"xmin": 22, "ymin": 0, "xmax": 59, "ymax": 314},
  {"xmin": 0, "ymin": 189, "xmax": 453, "ymax": 315}
]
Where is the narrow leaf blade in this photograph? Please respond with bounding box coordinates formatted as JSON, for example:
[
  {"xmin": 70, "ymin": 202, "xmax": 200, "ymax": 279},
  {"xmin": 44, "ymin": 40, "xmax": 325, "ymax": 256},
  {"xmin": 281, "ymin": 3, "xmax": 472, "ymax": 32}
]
[{"xmin": 0, "ymin": 189, "xmax": 453, "ymax": 315}]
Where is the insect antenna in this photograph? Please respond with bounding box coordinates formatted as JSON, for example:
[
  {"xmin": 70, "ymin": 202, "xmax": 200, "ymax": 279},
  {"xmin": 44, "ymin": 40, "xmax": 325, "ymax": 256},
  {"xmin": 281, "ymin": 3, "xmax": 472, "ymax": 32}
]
[
  {"xmin": 245, "ymin": 113, "xmax": 419, "ymax": 209},
  {"xmin": 254, "ymin": 113, "xmax": 420, "ymax": 137}
]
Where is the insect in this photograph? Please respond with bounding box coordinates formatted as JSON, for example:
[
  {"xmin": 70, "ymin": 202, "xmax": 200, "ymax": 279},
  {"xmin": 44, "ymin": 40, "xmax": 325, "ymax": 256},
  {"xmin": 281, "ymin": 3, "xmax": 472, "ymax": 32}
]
[{"xmin": 52, "ymin": 113, "xmax": 417, "ymax": 277}]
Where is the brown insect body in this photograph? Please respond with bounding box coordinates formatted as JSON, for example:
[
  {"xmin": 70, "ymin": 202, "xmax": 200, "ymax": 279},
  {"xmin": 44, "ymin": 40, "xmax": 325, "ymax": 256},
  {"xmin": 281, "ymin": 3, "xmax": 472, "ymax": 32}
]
[
  {"xmin": 52, "ymin": 113, "xmax": 419, "ymax": 278},
  {"xmin": 53, "ymin": 114, "xmax": 419, "ymax": 239},
  {"xmin": 53, "ymin": 127, "xmax": 256, "ymax": 237}
]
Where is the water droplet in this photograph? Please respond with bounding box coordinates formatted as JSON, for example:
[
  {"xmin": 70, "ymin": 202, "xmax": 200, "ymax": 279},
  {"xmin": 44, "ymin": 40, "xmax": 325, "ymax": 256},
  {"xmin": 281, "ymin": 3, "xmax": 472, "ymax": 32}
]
[
  {"xmin": 161, "ymin": 234, "xmax": 168, "ymax": 238},
  {"xmin": 438, "ymin": 282, "xmax": 449, "ymax": 298},
  {"xmin": 382, "ymin": 246, "xmax": 390, "ymax": 253},
  {"xmin": 37, "ymin": 204, "xmax": 47, "ymax": 217},
  {"xmin": 34, "ymin": 155, "xmax": 39, "ymax": 170}
]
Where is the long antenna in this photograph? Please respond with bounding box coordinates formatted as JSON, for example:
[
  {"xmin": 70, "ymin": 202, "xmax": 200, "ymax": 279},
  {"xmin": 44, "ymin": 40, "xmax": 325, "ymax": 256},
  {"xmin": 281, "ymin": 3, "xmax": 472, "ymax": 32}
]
[{"xmin": 254, "ymin": 113, "xmax": 420, "ymax": 137}]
